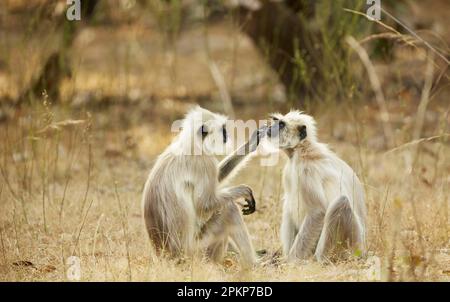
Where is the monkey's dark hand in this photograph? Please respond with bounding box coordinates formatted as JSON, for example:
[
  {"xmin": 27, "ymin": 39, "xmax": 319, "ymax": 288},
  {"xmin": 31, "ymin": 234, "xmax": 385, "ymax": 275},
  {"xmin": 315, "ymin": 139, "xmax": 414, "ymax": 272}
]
[
  {"xmin": 248, "ymin": 125, "xmax": 267, "ymax": 153},
  {"xmin": 242, "ymin": 191, "xmax": 256, "ymax": 215}
]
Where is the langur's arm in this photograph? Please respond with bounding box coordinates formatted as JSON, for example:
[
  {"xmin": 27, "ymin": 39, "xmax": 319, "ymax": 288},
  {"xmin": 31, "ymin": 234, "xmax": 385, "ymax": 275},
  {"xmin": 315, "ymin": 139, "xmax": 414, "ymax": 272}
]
[
  {"xmin": 200, "ymin": 184, "xmax": 256, "ymax": 216},
  {"xmin": 218, "ymin": 126, "xmax": 266, "ymax": 183},
  {"xmin": 219, "ymin": 185, "xmax": 256, "ymax": 215},
  {"xmin": 218, "ymin": 144, "xmax": 248, "ymax": 183}
]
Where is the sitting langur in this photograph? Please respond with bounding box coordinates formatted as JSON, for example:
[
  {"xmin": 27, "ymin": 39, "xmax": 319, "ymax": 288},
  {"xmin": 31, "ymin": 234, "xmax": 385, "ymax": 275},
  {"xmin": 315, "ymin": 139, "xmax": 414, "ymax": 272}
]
[
  {"xmin": 142, "ymin": 106, "xmax": 264, "ymax": 267},
  {"xmin": 266, "ymin": 111, "xmax": 366, "ymax": 262}
]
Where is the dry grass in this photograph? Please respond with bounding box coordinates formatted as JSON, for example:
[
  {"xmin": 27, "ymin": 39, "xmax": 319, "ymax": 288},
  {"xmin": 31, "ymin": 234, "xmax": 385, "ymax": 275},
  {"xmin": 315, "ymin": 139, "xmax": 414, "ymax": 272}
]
[{"xmin": 0, "ymin": 97, "xmax": 448, "ymax": 281}]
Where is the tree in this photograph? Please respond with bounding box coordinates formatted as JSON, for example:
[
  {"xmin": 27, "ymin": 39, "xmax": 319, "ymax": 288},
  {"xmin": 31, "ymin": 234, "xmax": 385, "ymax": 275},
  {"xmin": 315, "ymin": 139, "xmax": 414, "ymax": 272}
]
[
  {"xmin": 233, "ymin": 0, "xmax": 366, "ymax": 103},
  {"xmin": 18, "ymin": 0, "xmax": 99, "ymax": 104}
]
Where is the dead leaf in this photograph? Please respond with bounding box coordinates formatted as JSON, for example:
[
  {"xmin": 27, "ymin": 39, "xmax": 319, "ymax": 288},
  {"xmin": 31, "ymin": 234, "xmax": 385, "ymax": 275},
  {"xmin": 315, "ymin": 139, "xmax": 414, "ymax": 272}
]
[
  {"xmin": 39, "ymin": 264, "xmax": 57, "ymax": 273},
  {"xmin": 12, "ymin": 260, "xmax": 35, "ymax": 268},
  {"xmin": 36, "ymin": 119, "xmax": 86, "ymax": 135},
  {"xmin": 223, "ymin": 258, "xmax": 235, "ymax": 268},
  {"xmin": 105, "ymin": 146, "xmax": 124, "ymax": 157}
]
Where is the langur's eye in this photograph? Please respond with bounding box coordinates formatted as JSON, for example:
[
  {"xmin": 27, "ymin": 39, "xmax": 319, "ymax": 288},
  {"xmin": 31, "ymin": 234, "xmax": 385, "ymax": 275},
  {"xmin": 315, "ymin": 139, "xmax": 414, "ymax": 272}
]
[
  {"xmin": 298, "ymin": 125, "xmax": 307, "ymax": 140},
  {"xmin": 222, "ymin": 125, "xmax": 227, "ymax": 143},
  {"xmin": 199, "ymin": 125, "xmax": 208, "ymax": 139},
  {"xmin": 278, "ymin": 120, "xmax": 286, "ymax": 129}
]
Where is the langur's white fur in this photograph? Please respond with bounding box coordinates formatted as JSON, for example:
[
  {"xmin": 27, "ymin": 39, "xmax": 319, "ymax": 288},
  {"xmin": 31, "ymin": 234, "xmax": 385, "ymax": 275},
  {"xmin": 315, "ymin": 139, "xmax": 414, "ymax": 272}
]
[
  {"xmin": 267, "ymin": 110, "xmax": 366, "ymax": 262},
  {"xmin": 142, "ymin": 106, "xmax": 260, "ymax": 267}
]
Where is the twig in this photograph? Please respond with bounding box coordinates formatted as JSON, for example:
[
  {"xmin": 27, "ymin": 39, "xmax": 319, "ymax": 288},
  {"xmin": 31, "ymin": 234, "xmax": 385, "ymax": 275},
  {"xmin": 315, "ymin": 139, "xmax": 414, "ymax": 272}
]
[
  {"xmin": 343, "ymin": 8, "xmax": 403, "ymax": 38},
  {"xmin": 208, "ymin": 61, "xmax": 236, "ymax": 118},
  {"xmin": 80, "ymin": 142, "xmax": 92, "ymax": 214},
  {"xmin": 411, "ymin": 53, "xmax": 435, "ymax": 170},
  {"xmin": 346, "ymin": 36, "xmax": 395, "ymax": 148},
  {"xmin": 114, "ymin": 182, "xmax": 132, "ymax": 281},
  {"xmin": 202, "ymin": 4, "xmax": 235, "ymax": 118},
  {"xmin": 380, "ymin": 7, "xmax": 450, "ymax": 65},
  {"xmin": 71, "ymin": 198, "xmax": 95, "ymax": 256},
  {"xmin": 41, "ymin": 137, "xmax": 48, "ymax": 234},
  {"xmin": 343, "ymin": 7, "xmax": 450, "ymax": 65},
  {"xmin": 383, "ymin": 134, "xmax": 450, "ymax": 155},
  {"xmin": 413, "ymin": 54, "xmax": 435, "ymax": 141},
  {"xmin": 0, "ymin": 221, "xmax": 7, "ymax": 265},
  {"xmin": 344, "ymin": 8, "xmax": 449, "ymax": 78},
  {"xmin": 359, "ymin": 32, "xmax": 401, "ymax": 44},
  {"xmin": 0, "ymin": 159, "xmax": 29, "ymax": 225},
  {"xmin": 59, "ymin": 128, "xmax": 80, "ymax": 223},
  {"xmin": 92, "ymin": 213, "xmax": 104, "ymax": 259}
]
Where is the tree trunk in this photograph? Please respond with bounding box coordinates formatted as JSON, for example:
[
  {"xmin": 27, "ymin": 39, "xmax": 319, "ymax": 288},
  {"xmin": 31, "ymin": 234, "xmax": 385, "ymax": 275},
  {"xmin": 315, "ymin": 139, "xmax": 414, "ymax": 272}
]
[
  {"xmin": 18, "ymin": 0, "xmax": 99, "ymax": 105},
  {"xmin": 234, "ymin": 0, "xmax": 365, "ymax": 103}
]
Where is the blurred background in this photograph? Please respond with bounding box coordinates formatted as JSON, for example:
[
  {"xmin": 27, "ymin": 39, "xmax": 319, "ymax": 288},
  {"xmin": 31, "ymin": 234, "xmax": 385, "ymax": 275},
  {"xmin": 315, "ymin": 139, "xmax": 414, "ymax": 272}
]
[
  {"xmin": 0, "ymin": 0, "xmax": 448, "ymax": 281},
  {"xmin": 1, "ymin": 0, "xmax": 448, "ymax": 118}
]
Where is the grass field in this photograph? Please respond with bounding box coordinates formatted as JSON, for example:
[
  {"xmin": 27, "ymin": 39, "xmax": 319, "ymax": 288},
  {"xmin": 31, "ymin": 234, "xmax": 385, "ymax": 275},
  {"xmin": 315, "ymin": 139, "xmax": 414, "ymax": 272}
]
[{"xmin": 0, "ymin": 97, "xmax": 448, "ymax": 281}]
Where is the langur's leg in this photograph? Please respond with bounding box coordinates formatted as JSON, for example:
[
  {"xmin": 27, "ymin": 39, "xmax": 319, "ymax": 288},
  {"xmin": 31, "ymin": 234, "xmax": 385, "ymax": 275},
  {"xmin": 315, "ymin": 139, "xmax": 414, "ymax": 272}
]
[
  {"xmin": 145, "ymin": 212, "xmax": 183, "ymax": 258},
  {"xmin": 287, "ymin": 210, "xmax": 324, "ymax": 262},
  {"xmin": 227, "ymin": 204, "xmax": 257, "ymax": 267},
  {"xmin": 314, "ymin": 196, "xmax": 364, "ymax": 262},
  {"xmin": 207, "ymin": 238, "xmax": 229, "ymax": 262},
  {"xmin": 199, "ymin": 202, "xmax": 256, "ymax": 267}
]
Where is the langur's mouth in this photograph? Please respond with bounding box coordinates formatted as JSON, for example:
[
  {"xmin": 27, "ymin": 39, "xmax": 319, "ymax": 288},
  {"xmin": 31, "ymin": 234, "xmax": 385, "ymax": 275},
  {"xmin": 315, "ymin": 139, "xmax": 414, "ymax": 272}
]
[
  {"xmin": 270, "ymin": 140, "xmax": 298, "ymax": 150},
  {"xmin": 278, "ymin": 144, "xmax": 294, "ymax": 150},
  {"xmin": 266, "ymin": 126, "xmax": 279, "ymax": 138},
  {"xmin": 265, "ymin": 139, "xmax": 288, "ymax": 150},
  {"xmin": 266, "ymin": 119, "xmax": 285, "ymax": 138}
]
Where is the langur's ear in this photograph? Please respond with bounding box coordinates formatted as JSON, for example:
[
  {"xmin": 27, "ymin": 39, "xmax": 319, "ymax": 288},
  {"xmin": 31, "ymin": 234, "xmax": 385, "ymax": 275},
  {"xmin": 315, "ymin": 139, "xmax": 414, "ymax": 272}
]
[
  {"xmin": 198, "ymin": 125, "xmax": 208, "ymax": 139},
  {"xmin": 298, "ymin": 125, "xmax": 307, "ymax": 140}
]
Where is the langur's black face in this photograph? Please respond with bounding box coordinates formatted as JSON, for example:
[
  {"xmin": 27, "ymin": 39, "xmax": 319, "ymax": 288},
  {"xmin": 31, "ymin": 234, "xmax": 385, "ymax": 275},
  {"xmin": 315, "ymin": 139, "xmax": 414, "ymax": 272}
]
[
  {"xmin": 198, "ymin": 119, "xmax": 230, "ymax": 155},
  {"xmin": 266, "ymin": 113, "xmax": 309, "ymax": 149},
  {"xmin": 266, "ymin": 117, "xmax": 285, "ymax": 138}
]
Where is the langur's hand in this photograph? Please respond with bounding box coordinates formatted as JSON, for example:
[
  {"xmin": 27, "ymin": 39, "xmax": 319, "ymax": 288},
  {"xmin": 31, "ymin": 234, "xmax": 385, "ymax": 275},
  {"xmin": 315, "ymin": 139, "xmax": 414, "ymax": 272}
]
[
  {"xmin": 242, "ymin": 191, "xmax": 256, "ymax": 215},
  {"xmin": 248, "ymin": 125, "xmax": 267, "ymax": 153}
]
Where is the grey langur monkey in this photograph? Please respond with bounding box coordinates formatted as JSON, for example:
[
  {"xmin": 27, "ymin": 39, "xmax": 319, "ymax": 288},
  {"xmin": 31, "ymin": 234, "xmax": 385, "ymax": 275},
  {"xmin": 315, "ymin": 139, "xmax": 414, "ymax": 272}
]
[
  {"xmin": 266, "ymin": 111, "xmax": 366, "ymax": 262},
  {"xmin": 142, "ymin": 106, "xmax": 265, "ymax": 267}
]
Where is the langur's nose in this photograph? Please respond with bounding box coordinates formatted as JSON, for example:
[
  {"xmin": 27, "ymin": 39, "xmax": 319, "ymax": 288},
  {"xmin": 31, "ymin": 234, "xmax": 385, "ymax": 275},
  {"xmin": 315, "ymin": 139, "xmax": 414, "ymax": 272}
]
[{"xmin": 267, "ymin": 127, "xmax": 272, "ymax": 137}]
